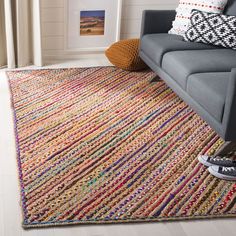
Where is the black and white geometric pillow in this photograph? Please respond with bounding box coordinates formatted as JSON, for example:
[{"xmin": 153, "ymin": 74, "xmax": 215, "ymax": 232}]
[{"xmin": 184, "ymin": 10, "xmax": 236, "ymax": 50}]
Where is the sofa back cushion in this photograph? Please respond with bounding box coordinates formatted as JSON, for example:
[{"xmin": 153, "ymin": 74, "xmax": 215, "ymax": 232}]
[{"xmin": 224, "ymin": 0, "xmax": 236, "ymax": 16}]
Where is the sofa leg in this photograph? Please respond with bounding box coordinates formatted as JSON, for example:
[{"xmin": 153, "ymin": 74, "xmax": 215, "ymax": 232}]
[
  {"xmin": 214, "ymin": 141, "xmax": 236, "ymax": 157},
  {"xmin": 150, "ymin": 75, "xmax": 160, "ymax": 83}
]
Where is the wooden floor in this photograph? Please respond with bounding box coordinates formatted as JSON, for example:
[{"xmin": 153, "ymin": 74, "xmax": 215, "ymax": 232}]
[{"xmin": 0, "ymin": 58, "xmax": 235, "ymax": 236}]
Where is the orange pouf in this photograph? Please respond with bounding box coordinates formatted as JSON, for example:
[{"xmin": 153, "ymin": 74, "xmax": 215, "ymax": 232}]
[{"xmin": 105, "ymin": 38, "xmax": 148, "ymax": 71}]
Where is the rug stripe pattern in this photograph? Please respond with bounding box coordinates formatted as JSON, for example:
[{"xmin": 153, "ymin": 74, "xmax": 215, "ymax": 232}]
[{"xmin": 7, "ymin": 67, "xmax": 236, "ymax": 228}]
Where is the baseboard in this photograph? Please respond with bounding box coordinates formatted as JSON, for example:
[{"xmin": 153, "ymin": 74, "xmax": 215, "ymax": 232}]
[{"xmin": 43, "ymin": 51, "xmax": 108, "ymax": 61}]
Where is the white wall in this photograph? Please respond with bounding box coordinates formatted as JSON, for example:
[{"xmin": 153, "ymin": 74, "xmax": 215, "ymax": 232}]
[{"xmin": 41, "ymin": 0, "xmax": 178, "ymax": 61}]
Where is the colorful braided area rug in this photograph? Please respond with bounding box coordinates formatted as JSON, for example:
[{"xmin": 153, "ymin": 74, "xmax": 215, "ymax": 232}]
[{"xmin": 8, "ymin": 67, "xmax": 236, "ymax": 228}]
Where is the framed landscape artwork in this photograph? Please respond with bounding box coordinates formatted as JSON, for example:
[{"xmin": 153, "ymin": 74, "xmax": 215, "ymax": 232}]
[
  {"xmin": 80, "ymin": 10, "xmax": 105, "ymax": 36},
  {"xmin": 66, "ymin": 0, "xmax": 122, "ymax": 52}
]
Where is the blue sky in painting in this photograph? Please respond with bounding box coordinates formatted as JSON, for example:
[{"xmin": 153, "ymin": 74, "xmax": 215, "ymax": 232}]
[{"xmin": 80, "ymin": 10, "xmax": 105, "ymax": 18}]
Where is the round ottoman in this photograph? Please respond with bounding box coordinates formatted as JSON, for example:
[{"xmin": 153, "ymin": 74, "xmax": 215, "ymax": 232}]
[{"xmin": 105, "ymin": 38, "xmax": 148, "ymax": 71}]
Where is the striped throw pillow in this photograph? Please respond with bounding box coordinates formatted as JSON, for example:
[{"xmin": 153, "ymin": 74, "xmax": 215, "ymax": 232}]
[{"xmin": 169, "ymin": 0, "xmax": 228, "ymax": 36}]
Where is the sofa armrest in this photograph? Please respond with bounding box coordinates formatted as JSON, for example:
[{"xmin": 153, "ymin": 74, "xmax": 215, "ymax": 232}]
[
  {"xmin": 140, "ymin": 10, "xmax": 176, "ymax": 37},
  {"xmin": 222, "ymin": 68, "xmax": 236, "ymax": 141}
]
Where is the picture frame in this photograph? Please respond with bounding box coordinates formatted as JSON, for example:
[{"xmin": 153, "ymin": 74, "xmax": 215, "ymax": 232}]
[{"xmin": 65, "ymin": 0, "xmax": 122, "ymax": 52}]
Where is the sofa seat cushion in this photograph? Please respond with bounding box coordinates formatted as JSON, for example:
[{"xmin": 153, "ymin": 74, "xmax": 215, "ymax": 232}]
[
  {"xmin": 162, "ymin": 49, "xmax": 236, "ymax": 90},
  {"xmin": 187, "ymin": 72, "xmax": 230, "ymax": 122},
  {"xmin": 140, "ymin": 33, "xmax": 217, "ymax": 66}
]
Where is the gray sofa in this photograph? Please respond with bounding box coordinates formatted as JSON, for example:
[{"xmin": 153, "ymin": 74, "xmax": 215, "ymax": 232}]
[{"xmin": 140, "ymin": 0, "xmax": 236, "ymax": 142}]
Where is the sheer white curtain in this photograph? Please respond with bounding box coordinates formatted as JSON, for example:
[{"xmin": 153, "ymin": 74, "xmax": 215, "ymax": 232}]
[
  {"xmin": 0, "ymin": 0, "xmax": 7, "ymax": 67},
  {"xmin": 0, "ymin": 0, "xmax": 43, "ymax": 69}
]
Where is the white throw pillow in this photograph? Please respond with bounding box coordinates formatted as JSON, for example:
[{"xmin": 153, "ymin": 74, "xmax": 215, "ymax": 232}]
[{"xmin": 169, "ymin": 0, "xmax": 228, "ymax": 36}]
